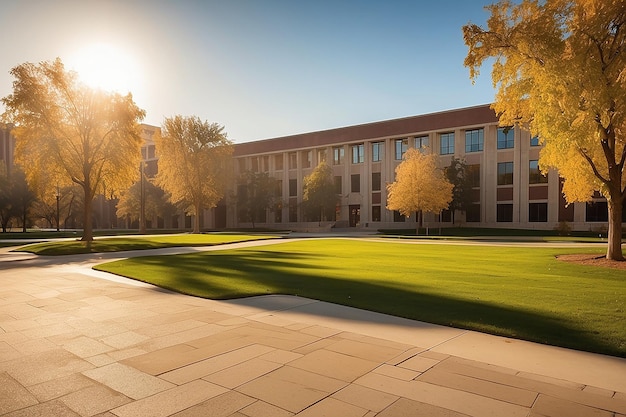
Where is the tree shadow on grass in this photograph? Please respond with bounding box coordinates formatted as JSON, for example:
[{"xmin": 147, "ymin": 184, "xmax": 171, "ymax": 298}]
[{"xmin": 96, "ymin": 249, "xmax": 625, "ymax": 358}]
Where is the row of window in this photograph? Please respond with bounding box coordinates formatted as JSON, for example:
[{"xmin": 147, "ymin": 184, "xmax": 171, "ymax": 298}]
[
  {"xmin": 240, "ymin": 129, "xmax": 542, "ymax": 173},
  {"xmin": 498, "ymin": 161, "xmax": 548, "ymax": 185}
]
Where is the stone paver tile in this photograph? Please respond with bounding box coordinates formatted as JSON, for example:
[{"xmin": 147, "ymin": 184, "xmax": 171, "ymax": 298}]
[
  {"xmin": 83, "ymin": 362, "xmax": 175, "ymax": 400},
  {"xmin": 336, "ymin": 331, "xmax": 414, "ymax": 351},
  {"xmin": 583, "ymin": 385, "xmax": 615, "ymax": 397},
  {"xmin": 10, "ymin": 337, "xmax": 57, "ymax": 356},
  {"xmin": 62, "ymin": 336, "xmax": 113, "ymax": 358},
  {"xmin": 531, "ymin": 394, "xmax": 613, "ymax": 417},
  {"xmin": 21, "ymin": 322, "xmax": 76, "ymax": 339},
  {"xmin": 397, "ymin": 354, "xmax": 440, "ymax": 372},
  {"xmin": 4, "ymin": 399, "xmax": 80, "ymax": 417},
  {"xmin": 135, "ymin": 319, "xmax": 207, "ymax": 338},
  {"xmin": 332, "ymin": 383, "xmax": 399, "ymax": 412},
  {"xmin": 171, "ymin": 390, "xmax": 256, "ymax": 417},
  {"xmin": 288, "ymin": 349, "xmax": 378, "ymax": 382},
  {"xmin": 377, "ymin": 398, "xmax": 471, "ymax": 417},
  {"xmin": 355, "ymin": 373, "xmax": 529, "ymax": 417},
  {"xmin": 258, "ymin": 349, "xmax": 303, "ymax": 365},
  {"xmin": 85, "ymin": 353, "xmax": 116, "ymax": 367},
  {"xmin": 59, "ymin": 384, "xmax": 131, "ymax": 416},
  {"xmin": 239, "ymin": 400, "xmax": 294, "ymax": 417},
  {"xmin": 137, "ymin": 323, "xmax": 226, "ymax": 350},
  {"xmin": 419, "ymin": 350, "xmax": 451, "ymax": 361},
  {"xmin": 106, "ymin": 347, "xmax": 147, "ymax": 362},
  {"xmin": 418, "ymin": 368, "xmax": 538, "ymax": 407},
  {"xmin": 236, "ymin": 366, "xmax": 346, "ymax": 413},
  {"xmin": 28, "ymin": 373, "xmax": 95, "ymax": 402},
  {"xmin": 516, "ymin": 370, "xmax": 586, "ymax": 390},
  {"xmin": 121, "ymin": 344, "xmax": 196, "ymax": 375},
  {"xmin": 161, "ymin": 344, "xmax": 275, "ymax": 385},
  {"xmin": 111, "ymin": 379, "xmax": 228, "ymax": 417},
  {"xmin": 298, "ymin": 325, "xmax": 342, "ymax": 338},
  {"xmin": 204, "ymin": 358, "xmax": 282, "ymax": 389},
  {"xmin": 0, "ymin": 318, "xmax": 40, "ymax": 332},
  {"xmin": 323, "ymin": 338, "xmax": 406, "ymax": 363},
  {"xmin": 372, "ymin": 364, "xmax": 420, "ymax": 381},
  {"xmin": 296, "ymin": 397, "xmax": 369, "ymax": 417},
  {"xmin": 100, "ymin": 331, "xmax": 149, "ymax": 349},
  {"xmin": 386, "ymin": 346, "xmax": 426, "ymax": 366},
  {"xmin": 0, "ymin": 372, "xmax": 39, "ymax": 415},
  {"xmin": 3, "ymin": 348, "xmax": 93, "ymax": 386},
  {"xmin": 0, "ymin": 331, "xmax": 29, "ymax": 346},
  {"xmin": 0, "ymin": 341, "xmax": 21, "ymax": 362},
  {"xmin": 291, "ymin": 338, "xmax": 336, "ymax": 355},
  {"xmin": 246, "ymin": 312, "xmax": 299, "ymax": 328}
]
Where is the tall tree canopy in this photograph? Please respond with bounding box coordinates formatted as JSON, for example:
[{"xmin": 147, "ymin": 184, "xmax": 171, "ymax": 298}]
[
  {"xmin": 1, "ymin": 58, "xmax": 145, "ymax": 241},
  {"xmin": 302, "ymin": 161, "xmax": 338, "ymax": 222},
  {"xmin": 155, "ymin": 115, "xmax": 233, "ymax": 233},
  {"xmin": 464, "ymin": 0, "xmax": 626, "ymax": 260},
  {"xmin": 386, "ymin": 148, "xmax": 453, "ymax": 231},
  {"xmin": 445, "ymin": 157, "xmax": 474, "ymax": 224}
]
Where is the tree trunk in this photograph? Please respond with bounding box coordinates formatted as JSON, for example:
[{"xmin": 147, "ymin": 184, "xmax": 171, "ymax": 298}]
[
  {"xmin": 82, "ymin": 195, "xmax": 94, "ymax": 242},
  {"xmin": 606, "ymin": 194, "xmax": 624, "ymax": 261},
  {"xmin": 193, "ymin": 202, "xmax": 201, "ymax": 233}
]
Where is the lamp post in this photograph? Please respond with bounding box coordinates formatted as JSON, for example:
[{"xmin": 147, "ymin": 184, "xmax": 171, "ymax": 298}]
[{"xmin": 55, "ymin": 185, "xmax": 60, "ymax": 232}]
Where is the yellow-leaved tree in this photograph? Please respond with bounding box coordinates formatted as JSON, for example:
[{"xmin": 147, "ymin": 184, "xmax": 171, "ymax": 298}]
[
  {"xmin": 386, "ymin": 148, "xmax": 453, "ymax": 233},
  {"xmin": 464, "ymin": 0, "xmax": 626, "ymax": 260},
  {"xmin": 1, "ymin": 58, "xmax": 146, "ymax": 242},
  {"xmin": 155, "ymin": 115, "xmax": 233, "ymax": 233}
]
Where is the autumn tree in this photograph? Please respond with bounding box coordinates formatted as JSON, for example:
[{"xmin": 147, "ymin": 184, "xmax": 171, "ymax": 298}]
[
  {"xmin": 445, "ymin": 157, "xmax": 473, "ymax": 224},
  {"xmin": 386, "ymin": 148, "xmax": 453, "ymax": 233},
  {"xmin": 237, "ymin": 171, "xmax": 279, "ymax": 228},
  {"xmin": 155, "ymin": 115, "xmax": 233, "ymax": 233},
  {"xmin": 1, "ymin": 58, "xmax": 145, "ymax": 241},
  {"xmin": 464, "ymin": 0, "xmax": 626, "ymax": 260},
  {"xmin": 9, "ymin": 168, "xmax": 36, "ymax": 232},
  {"xmin": 116, "ymin": 178, "xmax": 177, "ymax": 227},
  {"xmin": 302, "ymin": 161, "xmax": 338, "ymax": 222}
]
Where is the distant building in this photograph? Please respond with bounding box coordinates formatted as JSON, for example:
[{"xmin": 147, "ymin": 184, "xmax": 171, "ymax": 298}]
[
  {"xmin": 229, "ymin": 104, "xmax": 621, "ymax": 231},
  {"xmin": 0, "ymin": 124, "xmax": 16, "ymax": 176}
]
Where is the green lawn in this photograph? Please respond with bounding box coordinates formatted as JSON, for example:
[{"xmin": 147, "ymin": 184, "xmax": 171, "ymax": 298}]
[
  {"xmin": 19, "ymin": 233, "xmax": 280, "ymax": 255},
  {"xmin": 94, "ymin": 239, "xmax": 626, "ymax": 357}
]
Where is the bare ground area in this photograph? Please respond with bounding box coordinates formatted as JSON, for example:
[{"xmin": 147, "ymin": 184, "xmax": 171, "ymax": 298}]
[{"xmin": 557, "ymin": 254, "xmax": 626, "ymax": 270}]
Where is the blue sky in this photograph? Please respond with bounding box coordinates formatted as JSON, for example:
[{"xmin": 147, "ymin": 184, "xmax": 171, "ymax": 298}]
[{"xmin": 0, "ymin": 0, "xmax": 496, "ymax": 142}]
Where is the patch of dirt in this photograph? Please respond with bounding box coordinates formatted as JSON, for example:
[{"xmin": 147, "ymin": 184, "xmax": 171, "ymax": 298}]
[{"xmin": 556, "ymin": 254, "xmax": 626, "ymax": 270}]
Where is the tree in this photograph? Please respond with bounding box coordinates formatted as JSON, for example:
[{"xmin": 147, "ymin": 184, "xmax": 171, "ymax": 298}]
[
  {"xmin": 386, "ymin": 148, "xmax": 453, "ymax": 233},
  {"xmin": 237, "ymin": 171, "xmax": 279, "ymax": 228},
  {"xmin": 2, "ymin": 58, "xmax": 145, "ymax": 241},
  {"xmin": 463, "ymin": 1, "xmax": 626, "ymax": 260},
  {"xmin": 445, "ymin": 157, "xmax": 474, "ymax": 224},
  {"xmin": 0, "ymin": 162, "xmax": 13, "ymax": 232},
  {"xmin": 116, "ymin": 178, "xmax": 177, "ymax": 226},
  {"xmin": 10, "ymin": 168, "xmax": 36, "ymax": 232},
  {"xmin": 302, "ymin": 161, "xmax": 338, "ymax": 222},
  {"xmin": 155, "ymin": 115, "xmax": 233, "ymax": 233}
]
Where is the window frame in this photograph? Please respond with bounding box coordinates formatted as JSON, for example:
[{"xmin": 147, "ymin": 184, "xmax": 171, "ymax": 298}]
[
  {"xmin": 497, "ymin": 161, "xmax": 514, "ymax": 185},
  {"xmin": 497, "ymin": 127, "xmax": 515, "ymax": 149},
  {"xmin": 351, "ymin": 143, "xmax": 365, "ymax": 164},
  {"xmin": 439, "ymin": 132, "xmax": 455, "ymax": 155},
  {"xmin": 465, "ymin": 128, "xmax": 484, "ymax": 153}
]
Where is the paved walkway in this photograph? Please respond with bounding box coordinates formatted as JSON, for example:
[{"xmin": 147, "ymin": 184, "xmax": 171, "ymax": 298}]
[{"xmin": 0, "ymin": 240, "xmax": 625, "ymax": 416}]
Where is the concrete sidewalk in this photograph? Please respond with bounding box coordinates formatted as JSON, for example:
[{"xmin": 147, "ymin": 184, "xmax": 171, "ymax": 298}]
[{"xmin": 0, "ymin": 246, "xmax": 625, "ymax": 415}]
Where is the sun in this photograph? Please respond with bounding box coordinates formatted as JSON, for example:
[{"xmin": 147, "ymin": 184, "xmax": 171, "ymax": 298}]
[{"xmin": 67, "ymin": 42, "xmax": 140, "ymax": 94}]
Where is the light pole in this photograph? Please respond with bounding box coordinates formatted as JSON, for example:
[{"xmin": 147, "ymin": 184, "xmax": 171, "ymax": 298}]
[{"xmin": 55, "ymin": 185, "xmax": 60, "ymax": 232}]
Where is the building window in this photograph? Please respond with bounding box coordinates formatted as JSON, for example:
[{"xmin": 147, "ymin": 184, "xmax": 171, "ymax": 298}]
[
  {"xmin": 351, "ymin": 174, "xmax": 360, "ymax": 193},
  {"xmin": 529, "ymin": 203, "xmax": 548, "ymax": 222},
  {"xmin": 334, "ymin": 176, "xmax": 342, "ymax": 194},
  {"xmin": 372, "ymin": 206, "xmax": 381, "ymax": 222},
  {"xmin": 529, "ymin": 160, "xmax": 548, "ymax": 184},
  {"xmin": 262, "ymin": 156, "xmax": 269, "ymax": 172},
  {"xmin": 372, "ymin": 172, "xmax": 381, "ymax": 191},
  {"xmin": 468, "ymin": 164, "xmax": 480, "ymax": 187},
  {"xmin": 289, "ymin": 152, "xmax": 297, "ymax": 170},
  {"xmin": 289, "ymin": 179, "xmax": 297, "ymax": 197},
  {"xmin": 440, "ymin": 132, "xmax": 455, "ymax": 155},
  {"xmin": 352, "ymin": 144, "xmax": 364, "ymax": 164},
  {"xmin": 274, "ymin": 154, "xmax": 283, "ymax": 171},
  {"xmin": 497, "ymin": 204, "xmax": 513, "ymax": 222},
  {"xmin": 289, "ymin": 202, "xmax": 297, "ymax": 222},
  {"xmin": 317, "ymin": 149, "xmax": 327, "ymax": 163},
  {"xmin": 497, "ymin": 162, "xmax": 514, "ymax": 185},
  {"xmin": 466, "ymin": 204, "xmax": 481, "ymax": 222},
  {"xmin": 465, "ymin": 129, "xmax": 483, "ymax": 152},
  {"xmin": 393, "ymin": 210, "xmax": 405, "ymax": 222},
  {"xmin": 251, "ymin": 157, "xmax": 259, "ymax": 172},
  {"xmin": 497, "ymin": 127, "xmax": 514, "ymax": 149},
  {"xmin": 372, "ymin": 142, "xmax": 384, "ymax": 162},
  {"xmin": 395, "ymin": 138, "xmax": 408, "ymax": 160},
  {"xmin": 302, "ymin": 150, "xmax": 312, "ymax": 168},
  {"xmin": 333, "ymin": 147, "xmax": 344, "ymax": 165},
  {"xmin": 586, "ymin": 201, "xmax": 608, "ymax": 222},
  {"xmin": 415, "ymin": 136, "xmax": 429, "ymax": 152},
  {"xmin": 530, "ymin": 135, "xmax": 540, "ymax": 147},
  {"xmin": 276, "ymin": 179, "xmax": 283, "ymax": 197}
]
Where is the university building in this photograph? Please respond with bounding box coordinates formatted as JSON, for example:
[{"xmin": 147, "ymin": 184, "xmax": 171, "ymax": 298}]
[{"xmin": 228, "ymin": 104, "xmax": 617, "ymax": 232}]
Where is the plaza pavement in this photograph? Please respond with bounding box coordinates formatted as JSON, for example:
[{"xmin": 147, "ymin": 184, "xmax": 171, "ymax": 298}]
[{"xmin": 0, "ymin": 238, "xmax": 625, "ymax": 416}]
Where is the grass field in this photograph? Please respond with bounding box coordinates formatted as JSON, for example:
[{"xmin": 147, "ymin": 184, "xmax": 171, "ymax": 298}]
[
  {"xmin": 94, "ymin": 238, "xmax": 626, "ymax": 357},
  {"xmin": 18, "ymin": 233, "xmax": 280, "ymax": 255}
]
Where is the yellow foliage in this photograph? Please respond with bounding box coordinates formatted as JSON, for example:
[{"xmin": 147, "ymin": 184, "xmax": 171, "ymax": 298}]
[{"xmin": 386, "ymin": 148, "xmax": 453, "ymax": 217}]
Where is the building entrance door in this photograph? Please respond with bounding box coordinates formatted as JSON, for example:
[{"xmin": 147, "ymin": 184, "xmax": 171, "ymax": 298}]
[{"xmin": 349, "ymin": 205, "xmax": 360, "ymax": 227}]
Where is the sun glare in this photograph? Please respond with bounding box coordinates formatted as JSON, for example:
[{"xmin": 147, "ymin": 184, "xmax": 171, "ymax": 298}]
[{"xmin": 67, "ymin": 42, "xmax": 140, "ymax": 94}]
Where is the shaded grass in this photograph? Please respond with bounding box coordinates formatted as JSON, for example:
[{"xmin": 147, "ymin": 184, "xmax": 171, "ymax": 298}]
[
  {"xmin": 19, "ymin": 233, "xmax": 280, "ymax": 255},
  {"xmin": 95, "ymin": 239, "xmax": 626, "ymax": 357}
]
